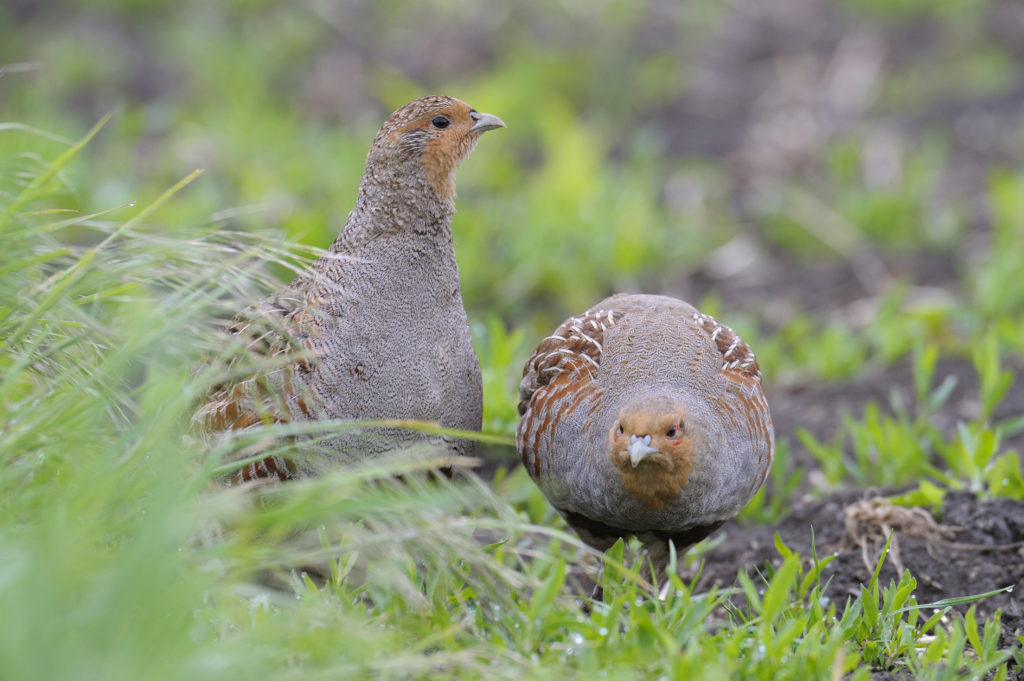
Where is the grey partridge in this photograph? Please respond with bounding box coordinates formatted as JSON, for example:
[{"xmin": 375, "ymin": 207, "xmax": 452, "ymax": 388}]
[
  {"xmin": 194, "ymin": 95, "xmax": 505, "ymax": 483},
  {"xmin": 516, "ymin": 293, "xmax": 774, "ymax": 598}
]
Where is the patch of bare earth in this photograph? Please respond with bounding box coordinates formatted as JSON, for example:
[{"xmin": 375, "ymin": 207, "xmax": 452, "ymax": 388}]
[{"xmin": 695, "ymin": 490, "xmax": 1024, "ymax": 678}]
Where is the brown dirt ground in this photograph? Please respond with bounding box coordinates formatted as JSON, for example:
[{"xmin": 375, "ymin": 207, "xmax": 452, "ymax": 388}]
[{"xmin": 696, "ymin": 490, "xmax": 1024, "ymax": 679}]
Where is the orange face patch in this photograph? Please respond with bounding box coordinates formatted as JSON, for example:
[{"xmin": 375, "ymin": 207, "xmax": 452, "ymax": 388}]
[
  {"xmin": 608, "ymin": 400, "xmax": 695, "ymax": 509},
  {"xmin": 388, "ymin": 99, "xmax": 482, "ymax": 198}
]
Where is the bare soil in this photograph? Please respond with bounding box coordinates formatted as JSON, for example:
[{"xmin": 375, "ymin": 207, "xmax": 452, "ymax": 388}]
[{"xmin": 698, "ymin": 490, "xmax": 1024, "ymax": 679}]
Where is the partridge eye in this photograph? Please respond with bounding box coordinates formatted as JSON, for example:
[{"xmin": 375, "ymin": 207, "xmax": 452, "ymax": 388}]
[
  {"xmin": 667, "ymin": 426, "xmax": 678, "ymax": 438},
  {"xmin": 617, "ymin": 423, "xmax": 624, "ymax": 435},
  {"xmin": 431, "ymin": 116, "xmax": 450, "ymax": 129}
]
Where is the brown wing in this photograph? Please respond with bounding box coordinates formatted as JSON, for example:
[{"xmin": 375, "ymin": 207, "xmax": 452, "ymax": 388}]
[
  {"xmin": 517, "ymin": 308, "xmax": 623, "ymax": 415},
  {"xmin": 692, "ymin": 312, "xmax": 762, "ymax": 382},
  {"xmin": 692, "ymin": 311, "xmax": 773, "ymax": 490},
  {"xmin": 516, "ymin": 308, "xmax": 623, "ymax": 476},
  {"xmin": 192, "ymin": 292, "xmax": 318, "ymax": 484}
]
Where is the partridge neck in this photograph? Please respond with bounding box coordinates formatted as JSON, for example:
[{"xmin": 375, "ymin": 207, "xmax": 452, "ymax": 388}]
[{"xmin": 332, "ymin": 171, "xmax": 455, "ymax": 249}]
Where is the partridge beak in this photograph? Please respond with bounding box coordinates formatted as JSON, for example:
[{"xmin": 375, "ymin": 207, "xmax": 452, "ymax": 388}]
[
  {"xmin": 469, "ymin": 111, "xmax": 506, "ymax": 133},
  {"xmin": 628, "ymin": 434, "xmax": 658, "ymax": 468}
]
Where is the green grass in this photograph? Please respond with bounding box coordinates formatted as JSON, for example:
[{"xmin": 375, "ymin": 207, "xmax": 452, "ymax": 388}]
[
  {"xmin": 2, "ymin": 102, "xmax": 1021, "ymax": 681},
  {"xmin": 5, "ymin": 1, "xmax": 1024, "ymax": 678},
  {"xmin": 798, "ymin": 341, "xmax": 1024, "ymax": 500}
]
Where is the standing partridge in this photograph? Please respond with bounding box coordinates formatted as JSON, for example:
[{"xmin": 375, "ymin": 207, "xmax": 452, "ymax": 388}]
[
  {"xmin": 194, "ymin": 95, "xmax": 505, "ymax": 483},
  {"xmin": 516, "ymin": 293, "xmax": 774, "ymax": 598}
]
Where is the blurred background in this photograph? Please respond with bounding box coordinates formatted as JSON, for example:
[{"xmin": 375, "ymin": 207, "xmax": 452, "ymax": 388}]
[{"xmin": 4, "ymin": 0, "xmax": 1024, "ymax": 455}]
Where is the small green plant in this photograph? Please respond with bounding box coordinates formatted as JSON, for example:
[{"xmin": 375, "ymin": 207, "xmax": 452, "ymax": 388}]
[
  {"xmin": 843, "ymin": 534, "xmax": 1013, "ymax": 676},
  {"xmin": 907, "ymin": 344, "xmax": 959, "ymax": 422},
  {"xmin": 753, "ymin": 313, "xmax": 871, "ymax": 382},
  {"xmin": 798, "ymin": 398, "xmax": 940, "ymax": 489},
  {"xmin": 799, "ymin": 342, "xmax": 1024, "ymax": 500},
  {"xmin": 933, "ymin": 424, "xmax": 1024, "ymax": 499},
  {"xmin": 473, "ymin": 316, "xmax": 530, "ymax": 436},
  {"xmin": 971, "ymin": 172, "xmax": 1024, "ymax": 320},
  {"xmin": 971, "ymin": 332, "xmax": 1015, "ymax": 423}
]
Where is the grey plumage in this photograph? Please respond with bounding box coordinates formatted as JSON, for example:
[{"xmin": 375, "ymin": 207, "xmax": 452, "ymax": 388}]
[
  {"xmin": 517, "ymin": 293, "xmax": 774, "ymax": 595},
  {"xmin": 195, "ymin": 95, "xmax": 505, "ymax": 482}
]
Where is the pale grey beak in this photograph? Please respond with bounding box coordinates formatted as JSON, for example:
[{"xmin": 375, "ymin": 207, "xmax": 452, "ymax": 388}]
[
  {"xmin": 469, "ymin": 111, "xmax": 506, "ymax": 133},
  {"xmin": 628, "ymin": 434, "xmax": 658, "ymax": 468}
]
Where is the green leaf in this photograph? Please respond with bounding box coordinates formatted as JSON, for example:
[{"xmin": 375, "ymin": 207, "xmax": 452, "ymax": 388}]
[
  {"xmin": 2, "ymin": 110, "xmax": 115, "ymax": 221},
  {"xmin": 761, "ymin": 554, "xmax": 800, "ymax": 623},
  {"xmin": 799, "ymin": 554, "xmax": 836, "ymax": 599},
  {"xmin": 529, "ymin": 558, "xmax": 567, "ymax": 621},
  {"xmin": 774, "ymin": 532, "xmax": 794, "ymax": 560},
  {"xmin": 861, "ymin": 584, "xmax": 879, "ymax": 631},
  {"xmin": 888, "ymin": 571, "xmax": 917, "ymax": 613},
  {"xmin": 964, "ymin": 605, "xmax": 983, "ymax": 656},
  {"xmin": 890, "ymin": 584, "xmax": 1014, "ymax": 614},
  {"xmin": 889, "ymin": 481, "xmax": 946, "ymax": 512},
  {"xmin": 737, "ymin": 570, "xmax": 762, "ymax": 616}
]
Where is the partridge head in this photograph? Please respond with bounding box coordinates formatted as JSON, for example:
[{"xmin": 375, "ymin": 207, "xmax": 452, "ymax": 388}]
[
  {"xmin": 609, "ymin": 395, "xmax": 695, "ymax": 508},
  {"xmin": 194, "ymin": 95, "xmax": 505, "ymax": 484},
  {"xmin": 362, "ymin": 97, "xmax": 506, "ymax": 205}
]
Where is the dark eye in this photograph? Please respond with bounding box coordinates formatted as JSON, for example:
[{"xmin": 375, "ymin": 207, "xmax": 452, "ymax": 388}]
[
  {"xmin": 431, "ymin": 116, "xmax": 450, "ymax": 129},
  {"xmin": 617, "ymin": 423, "xmax": 624, "ymax": 435},
  {"xmin": 667, "ymin": 426, "xmax": 678, "ymax": 438}
]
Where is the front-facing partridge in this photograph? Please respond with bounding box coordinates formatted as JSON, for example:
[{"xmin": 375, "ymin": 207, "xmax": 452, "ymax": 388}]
[
  {"xmin": 516, "ymin": 293, "xmax": 774, "ymax": 597},
  {"xmin": 194, "ymin": 95, "xmax": 505, "ymax": 483}
]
